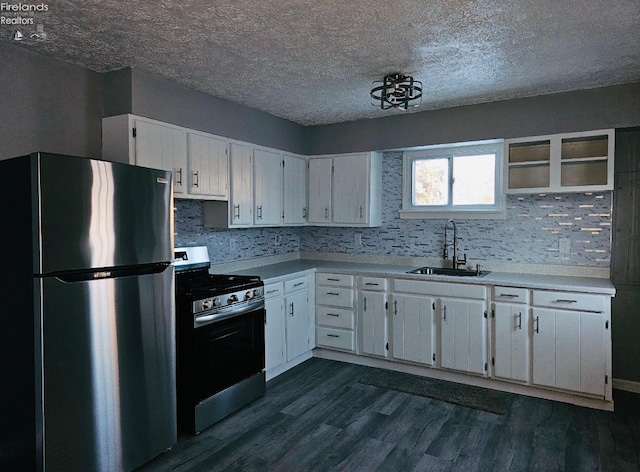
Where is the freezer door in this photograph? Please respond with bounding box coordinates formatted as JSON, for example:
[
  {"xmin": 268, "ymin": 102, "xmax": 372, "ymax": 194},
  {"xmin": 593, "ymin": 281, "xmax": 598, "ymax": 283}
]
[
  {"xmin": 33, "ymin": 153, "xmax": 174, "ymax": 274},
  {"xmin": 39, "ymin": 266, "xmax": 176, "ymax": 472}
]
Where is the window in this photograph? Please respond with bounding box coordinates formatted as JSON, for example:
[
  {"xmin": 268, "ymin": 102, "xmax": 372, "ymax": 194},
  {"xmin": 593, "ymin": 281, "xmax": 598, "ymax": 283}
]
[{"xmin": 401, "ymin": 140, "xmax": 505, "ymax": 219}]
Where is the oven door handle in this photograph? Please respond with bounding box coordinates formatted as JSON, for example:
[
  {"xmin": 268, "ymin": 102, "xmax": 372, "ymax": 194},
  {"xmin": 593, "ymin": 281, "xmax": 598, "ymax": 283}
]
[{"xmin": 194, "ymin": 299, "xmax": 265, "ymax": 327}]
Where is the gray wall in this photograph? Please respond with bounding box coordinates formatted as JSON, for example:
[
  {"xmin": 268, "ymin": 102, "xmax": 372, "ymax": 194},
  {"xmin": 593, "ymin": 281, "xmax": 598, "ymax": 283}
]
[
  {"xmin": 0, "ymin": 44, "xmax": 103, "ymax": 161},
  {"xmin": 103, "ymin": 67, "xmax": 307, "ymax": 155},
  {"xmin": 307, "ymin": 82, "xmax": 640, "ymax": 155}
]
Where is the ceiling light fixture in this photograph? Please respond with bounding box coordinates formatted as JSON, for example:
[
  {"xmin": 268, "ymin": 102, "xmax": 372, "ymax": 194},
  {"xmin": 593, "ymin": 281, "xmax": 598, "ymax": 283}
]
[{"xmin": 370, "ymin": 73, "xmax": 422, "ymax": 110}]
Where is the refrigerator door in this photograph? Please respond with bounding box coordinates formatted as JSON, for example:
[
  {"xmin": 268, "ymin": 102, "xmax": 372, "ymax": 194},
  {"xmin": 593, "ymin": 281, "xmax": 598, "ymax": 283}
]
[
  {"xmin": 32, "ymin": 153, "xmax": 174, "ymax": 274},
  {"xmin": 39, "ymin": 266, "xmax": 176, "ymax": 472}
]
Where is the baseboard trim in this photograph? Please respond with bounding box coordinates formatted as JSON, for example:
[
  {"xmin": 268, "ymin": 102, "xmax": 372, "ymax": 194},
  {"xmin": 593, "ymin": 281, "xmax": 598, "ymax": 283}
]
[{"xmin": 613, "ymin": 378, "xmax": 640, "ymax": 394}]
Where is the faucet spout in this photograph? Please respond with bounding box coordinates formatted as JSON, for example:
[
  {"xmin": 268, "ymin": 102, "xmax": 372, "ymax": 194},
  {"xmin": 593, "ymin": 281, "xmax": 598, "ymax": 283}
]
[{"xmin": 443, "ymin": 219, "xmax": 467, "ymax": 269}]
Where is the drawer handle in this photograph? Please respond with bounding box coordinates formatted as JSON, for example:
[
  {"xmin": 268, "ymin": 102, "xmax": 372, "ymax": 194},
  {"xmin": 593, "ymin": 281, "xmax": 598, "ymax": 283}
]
[
  {"xmin": 327, "ymin": 278, "xmax": 340, "ymax": 281},
  {"xmin": 365, "ymin": 283, "xmax": 379, "ymax": 286},
  {"xmin": 327, "ymin": 313, "xmax": 340, "ymax": 317},
  {"xmin": 326, "ymin": 292, "xmax": 340, "ymax": 296},
  {"xmin": 327, "ymin": 334, "xmax": 340, "ymax": 338},
  {"xmin": 554, "ymin": 299, "xmax": 577, "ymax": 303},
  {"xmin": 499, "ymin": 294, "xmax": 519, "ymax": 298},
  {"xmin": 266, "ymin": 289, "xmax": 278, "ymax": 294},
  {"xmin": 293, "ymin": 282, "xmax": 304, "ymax": 287}
]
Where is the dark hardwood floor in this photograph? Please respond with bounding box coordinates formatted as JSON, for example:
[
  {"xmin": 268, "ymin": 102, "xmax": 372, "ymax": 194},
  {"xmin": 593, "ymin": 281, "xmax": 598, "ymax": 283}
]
[{"xmin": 138, "ymin": 358, "xmax": 640, "ymax": 472}]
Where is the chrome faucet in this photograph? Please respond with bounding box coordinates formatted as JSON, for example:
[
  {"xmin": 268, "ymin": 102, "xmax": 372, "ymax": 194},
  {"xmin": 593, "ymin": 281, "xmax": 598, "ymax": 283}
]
[{"xmin": 443, "ymin": 219, "xmax": 467, "ymax": 269}]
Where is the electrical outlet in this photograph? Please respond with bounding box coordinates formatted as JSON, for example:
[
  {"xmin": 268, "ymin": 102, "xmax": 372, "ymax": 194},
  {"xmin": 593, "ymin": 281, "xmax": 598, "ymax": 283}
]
[
  {"xmin": 229, "ymin": 238, "xmax": 237, "ymax": 251},
  {"xmin": 559, "ymin": 238, "xmax": 571, "ymax": 254},
  {"xmin": 354, "ymin": 233, "xmax": 362, "ymax": 245}
]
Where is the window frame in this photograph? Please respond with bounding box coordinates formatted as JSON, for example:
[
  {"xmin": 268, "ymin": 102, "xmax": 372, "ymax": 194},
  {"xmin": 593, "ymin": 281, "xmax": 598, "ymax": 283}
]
[{"xmin": 400, "ymin": 139, "xmax": 505, "ymax": 219}]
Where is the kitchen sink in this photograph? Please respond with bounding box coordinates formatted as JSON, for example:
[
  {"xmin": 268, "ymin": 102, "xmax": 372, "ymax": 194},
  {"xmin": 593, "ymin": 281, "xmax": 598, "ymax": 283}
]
[{"xmin": 407, "ymin": 267, "xmax": 490, "ymax": 277}]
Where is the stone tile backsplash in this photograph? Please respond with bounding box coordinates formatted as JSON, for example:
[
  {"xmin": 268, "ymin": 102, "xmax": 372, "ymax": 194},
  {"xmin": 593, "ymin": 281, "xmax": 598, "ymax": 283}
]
[{"xmin": 176, "ymin": 151, "xmax": 612, "ymax": 268}]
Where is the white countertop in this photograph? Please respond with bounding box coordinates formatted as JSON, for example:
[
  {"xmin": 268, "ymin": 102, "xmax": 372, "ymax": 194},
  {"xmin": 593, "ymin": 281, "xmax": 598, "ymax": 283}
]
[{"xmin": 228, "ymin": 259, "xmax": 616, "ymax": 296}]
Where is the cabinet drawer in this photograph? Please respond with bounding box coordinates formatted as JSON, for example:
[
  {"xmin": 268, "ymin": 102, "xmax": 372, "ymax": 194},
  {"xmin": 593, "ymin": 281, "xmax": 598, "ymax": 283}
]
[
  {"xmin": 317, "ymin": 306, "xmax": 354, "ymax": 329},
  {"xmin": 532, "ymin": 290, "xmax": 607, "ymax": 313},
  {"xmin": 264, "ymin": 281, "xmax": 283, "ymax": 299},
  {"xmin": 394, "ymin": 279, "xmax": 486, "ymax": 299},
  {"xmin": 493, "ymin": 286, "xmax": 528, "ymax": 304},
  {"xmin": 317, "ymin": 273, "xmax": 354, "ymax": 287},
  {"xmin": 284, "ymin": 276, "xmax": 308, "ymax": 293},
  {"xmin": 316, "ymin": 327, "xmax": 355, "ymax": 351},
  {"xmin": 316, "ymin": 286, "xmax": 354, "ymax": 308},
  {"xmin": 361, "ymin": 277, "xmax": 387, "ymax": 291}
]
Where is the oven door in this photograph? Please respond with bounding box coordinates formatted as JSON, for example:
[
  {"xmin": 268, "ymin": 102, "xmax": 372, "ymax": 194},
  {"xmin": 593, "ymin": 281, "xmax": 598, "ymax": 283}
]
[{"xmin": 192, "ymin": 307, "xmax": 265, "ymax": 404}]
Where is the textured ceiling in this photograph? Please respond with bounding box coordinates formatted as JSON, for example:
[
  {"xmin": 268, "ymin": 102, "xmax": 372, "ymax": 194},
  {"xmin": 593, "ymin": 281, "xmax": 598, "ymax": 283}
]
[{"xmin": 2, "ymin": 1, "xmax": 639, "ymax": 125}]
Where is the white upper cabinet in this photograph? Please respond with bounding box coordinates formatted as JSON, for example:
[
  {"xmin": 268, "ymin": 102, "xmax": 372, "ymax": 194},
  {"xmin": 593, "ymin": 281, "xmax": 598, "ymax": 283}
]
[
  {"xmin": 283, "ymin": 154, "xmax": 307, "ymax": 225},
  {"xmin": 505, "ymin": 129, "xmax": 614, "ymax": 194},
  {"xmin": 308, "ymin": 157, "xmax": 333, "ymax": 224},
  {"xmin": 186, "ymin": 131, "xmax": 228, "ymax": 199},
  {"xmin": 308, "ymin": 152, "xmax": 382, "ymax": 227},
  {"xmin": 253, "ymin": 149, "xmax": 284, "ymax": 226},
  {"xmin": 228, "ymin": 141, "xmax": 254, "ymax": 226},
  {"xmin": 103, "ymin": 115, "xmax": 188, "ymax": 195}
]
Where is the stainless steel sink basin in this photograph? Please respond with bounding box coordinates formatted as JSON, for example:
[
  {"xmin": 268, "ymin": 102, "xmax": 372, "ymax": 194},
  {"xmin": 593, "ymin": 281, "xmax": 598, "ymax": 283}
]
[{"xmin": 407, "ymin": 267, "xmax": 490, "ymax": 277}]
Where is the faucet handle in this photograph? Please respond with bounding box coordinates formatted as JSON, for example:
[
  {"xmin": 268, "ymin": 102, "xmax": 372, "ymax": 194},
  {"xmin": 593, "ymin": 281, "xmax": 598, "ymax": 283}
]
[{"xmin": 475, "ymin": 263, "xmax": 482, "ymax": 275}]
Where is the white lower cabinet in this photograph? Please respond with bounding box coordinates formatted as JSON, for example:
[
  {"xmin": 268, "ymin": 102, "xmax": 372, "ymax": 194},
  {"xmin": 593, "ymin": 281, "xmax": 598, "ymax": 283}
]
[
  {"xmin": 492, "ymin": 287, "xmax": 530, "ymax": 383},
  {"xmin": 359, "ymin": 277, "xmax": 389, "ymax": 358},
  {"xmin": 264, "ymin": 282, "xmax": 285, "ymax": 372},
  {"xmin": 531, "ymin": 307, "xmax": 607, "ymax": 396},
  {"xmin": 264, "ymin": 273, "xmax": 314, "ymax": 380},
  {"xmin": 439, "ymin": 298, "xmax": 487, "ymax": 375},
  {"xmin": 316, "ymin": 273, "xmax": 356, "ymax": 352},
  {"xmin": 391, "ymin": 294, "xmax": 434, "ymax": 365}
]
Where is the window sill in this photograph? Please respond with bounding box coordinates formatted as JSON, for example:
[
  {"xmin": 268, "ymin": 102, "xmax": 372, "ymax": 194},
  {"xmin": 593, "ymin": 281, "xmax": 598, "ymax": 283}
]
[{"xmin": 398, "ymin": 209, "xmax": 506, "ymax": 220}]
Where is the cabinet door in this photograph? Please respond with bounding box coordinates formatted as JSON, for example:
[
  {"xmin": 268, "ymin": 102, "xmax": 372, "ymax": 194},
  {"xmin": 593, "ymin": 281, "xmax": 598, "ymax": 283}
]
[
  {"xmin": 283, "ymin": 155, "xmax": 307, "ymax": 225},
  {"xmin": 391, "ymin": 294, "xmax": 434, "ymax": 365},
  {"xmin": 532, "ymin": 308, "xmax": 606, "ymax": 395},
  {"xmin": 440, "ymin": 298, "xmax": 486, "ymax": 375},
  {"xmin": 229, "ymin": 142, "xmax": 253, "ymax": 226},
  {"xmin": 134, "ymin": 119, "xmax": 187, "ymax": 194},
  {"xmin": 333, "ymin": 154, "xmax": 368, "ymax": 224},
  {"xmin": 308, "ymin": 157, "xmax": 333, "ymax": 223},
  {"xmin": 265, "ymin": 296, "xmax": 285, "ymax": 371},
  {"xmin": 254, "ymin": 149, "xmax": 283, "ymax": 225},
  {"xmin": 285, "ymin": 290, "xmax": 310, "ymax": 361},
  {"xmin": 493, "ymin": 303, "xmax": 529, "ymax": 382},
  {"xmin": 361, "ymin": 291, "xmax": 387, "ymax": 357},
  {"xmin": 187, "ymin": 133, "xmax": 228, "ymax": 198}
]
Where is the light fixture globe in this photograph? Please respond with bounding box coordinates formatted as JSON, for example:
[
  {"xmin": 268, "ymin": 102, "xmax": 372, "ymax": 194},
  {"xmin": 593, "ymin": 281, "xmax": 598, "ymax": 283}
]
[{"xmin": 370, "ymin": 73, "xmax": 423, "ymax": 110}]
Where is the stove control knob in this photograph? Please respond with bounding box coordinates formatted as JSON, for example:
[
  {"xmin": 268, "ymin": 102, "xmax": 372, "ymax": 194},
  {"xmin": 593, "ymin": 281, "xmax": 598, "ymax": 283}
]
[
  {"xmin": 227, "ymin": 294, "xmax": 239, "ymax": 304},
  {"xmin": 244, "ymin": 290, "xmax": 254, "ymax": 300},
  {"xmin": 212, "ymin": 297, "xmax": 221, "ymax": 307},
  {"xmin": 202, "ymin": 300, "xmax": 212, "ymax": 310}
]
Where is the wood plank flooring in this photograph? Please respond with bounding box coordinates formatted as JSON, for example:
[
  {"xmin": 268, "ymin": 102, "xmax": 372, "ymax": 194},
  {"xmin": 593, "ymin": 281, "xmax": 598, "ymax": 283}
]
[{"xmin": 137, "ymin": 358, "xmax": 640, "ymax": 472}]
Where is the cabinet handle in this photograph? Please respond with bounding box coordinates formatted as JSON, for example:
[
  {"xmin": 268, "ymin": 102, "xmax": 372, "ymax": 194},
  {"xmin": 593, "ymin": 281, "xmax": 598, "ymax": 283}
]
[
  {"xmin": 234, "ymin": 204, "xmax": 240, "ymax": 219},
  {"xmin": 303, "ymin": 208, "xmax": 307, "ymax": 218},
  {"xmin": 327, "ymin": 278, "xmax": 340, "ymax": 281},
  {"xmin": 499, "ymin": 294, "xmax": 519, "ymax": 298},
  {"xmin": 325, "ymin": 207, "xmax": 329, "ymax": 219},
  {"xmin": 326, "ymin": 292, "xmax": 340, "ymax": 296},
  {"xmin": 363, "ymin": 297, "xmax": 367, "ymax": 311},
  {"xmin": 327, "ymin": 334, "xmax": 340, "ymax": 338},
  {"xmin": 535, "ymin": 316, "xmax": 539, "ymax": 334},
  {"xmin": 394, "ymin": 300, "xmax": 398, "ymax": 315},
  {"xmin": 517, "ymin": 313, "xmax": 522, "ymax": 330},
  {"xmin": 176, "ymin": 168, "xmax": 183, "ymax": 186},
  {"xmin": 266, "ymin": 289, "xmax": 278, "ymax": 295},
  {"xmin": 554, "ymin": 299, "xmax": 577, "ymax": 303},
  {"xmin": 193, "ymin": 171, "xmax": 199, "ymax": 187},
  {"xmin": 257, "ymin": 205, "xmax": 263, "ymax": 219},
  {"xmin": 293, "ymin": 282, "xmax": 304, "ymax": 287},
  {"xmin": 290, "ymin": 303, "xmax": 294, "ymax": 317},
  {"xmin": 359, "ymin": 206, "xmax": 363, "ymax": 219},
  {"xmin": 364, "ymin": 283, "xmax": 379, "ymax": 286},
  {"xmin": 443, "ymin": 305, "xmax": 447, "ymax": 321},
  {"xmin": 327, "ymin": 313, "xmax": 340, "ymax": 317}
]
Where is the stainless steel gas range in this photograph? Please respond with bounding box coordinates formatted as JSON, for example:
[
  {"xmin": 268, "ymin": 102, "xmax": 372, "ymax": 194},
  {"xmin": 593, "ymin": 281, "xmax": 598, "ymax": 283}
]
[{"xmin": 174, "ymin": 246, "xmax": 266, "ymax": 434}]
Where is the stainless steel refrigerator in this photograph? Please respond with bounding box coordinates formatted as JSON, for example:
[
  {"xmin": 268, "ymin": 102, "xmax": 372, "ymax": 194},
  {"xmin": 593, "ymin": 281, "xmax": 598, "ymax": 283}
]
[{"xmin": 0, "ymin": 153, "xmax": 176, "ymax": 471}]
